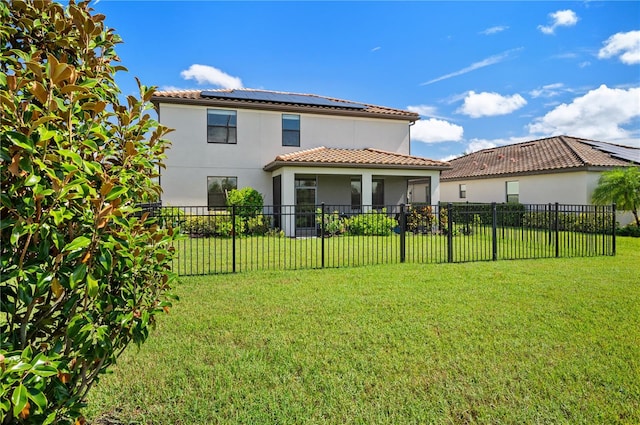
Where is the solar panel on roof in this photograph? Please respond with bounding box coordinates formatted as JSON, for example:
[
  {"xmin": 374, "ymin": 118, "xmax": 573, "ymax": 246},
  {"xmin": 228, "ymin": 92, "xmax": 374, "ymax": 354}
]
[
  {"xmin": 201, "ymin": 90, "xmax": 367, "ymax": 110},
  {"xmin": 580, "ymin": 140, "xmax": 640, "ymax": 164}
]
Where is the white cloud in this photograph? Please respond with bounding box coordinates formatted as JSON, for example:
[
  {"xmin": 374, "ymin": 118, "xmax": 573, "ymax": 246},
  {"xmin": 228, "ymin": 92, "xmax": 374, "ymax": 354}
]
[
  {"xmin": 406, "ymin": 104, "xmax": 453, "ymax": 121},
  {"xmin": 530, "ymin": 83, "xmax": 565, "ymax": 99},
  {"xmin": 371, "ymin": 46, "xmax": 381, "ymax": 52},
  {"xmin": 538, "ymin": 9, "xmax": 578, "ymax": 35},
  {"xmin": 440, "ymin": 154, "xmax": 460, "ymax": 162},
  {"xmin": 457, "ymin": 91, "xmax": 527, "ymax": 118},
  {"xmin": 467, "ymin": 139, "xmax": 497, "ymax": 153},
  {"xmin": 579, "ymin": 61, "xmax": 591, "ymax": 68},
  {"xmin": 407, "ymin": 105, "xmax": 438, "ymax": 117},
  {"xmin": 180, "ymin": 64, "xmax": 243, "ymax": 89},
  {"xmin": 480, "ymin": 25, "xmax": 509, "ymax": 35},
  {"xmin": 420, "ymin": 48, "xmax": 522, "ymax": 86},
  {"xmin": 465, "ymin": 137, "xmax": 531, "ymax": 154},
  {"xmin": 528, "ymin": 85, "xmax": 640, "ymax": 144},
  {"xmin": 160, "ymin": 85, "xmax": 184, "ymax": 92},
  {"xmin": 411, "ymin": 118, "xmax": 464, "ymax": 143},
  {"xmin": 598, "ymin": 30, "xmax": 640, "ymax": 65}
]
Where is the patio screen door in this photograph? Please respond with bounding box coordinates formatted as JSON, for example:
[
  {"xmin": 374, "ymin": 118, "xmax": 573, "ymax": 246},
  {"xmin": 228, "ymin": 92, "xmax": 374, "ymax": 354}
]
[{"xmin": 295, "ymin": 177, "xmax": 316, "ymax": 236}]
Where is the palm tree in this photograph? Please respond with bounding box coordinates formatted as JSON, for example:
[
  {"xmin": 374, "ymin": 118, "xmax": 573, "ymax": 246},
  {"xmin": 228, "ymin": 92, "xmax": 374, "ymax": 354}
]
[{"xmin": 592, "ymin": 167, "xmax": 640, "ymax": 226}]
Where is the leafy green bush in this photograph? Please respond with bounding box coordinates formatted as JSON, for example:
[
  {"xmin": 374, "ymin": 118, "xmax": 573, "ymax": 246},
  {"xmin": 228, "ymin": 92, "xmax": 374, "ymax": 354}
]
[
  {"xmin": 438, "ymin": 206, "xmax": 449, "ymax": 235},
  {"xmin": 316, "ymin": 209, "xmax": 346, "ymax": 236},
  {"xmin": 157, "ymin": 207, "xmax": 186, "ymax": 229},
  {"xmin": 226, "ymin": 187, "xmax": 263, "ymax": 218},
  {"xmin": 345, "ymin": 209, "xmax": 398, "ymax": 236},
  {"xmin": 522, "ymin": 211, "xmax": 615, "ymax": 234},
  {"xmin": 245, "ymin": 214, "xmax": 270, "ymax": 236},
  {"xmin": 407, "ymin": 205, "xmax": 434, "ymax": 234},
  {"xmin": 618, "ymin": 223, "xmax": 640, "ymax": 237},
  {"xmin": 0, "ymin": 1, "xmax": 178, "ymax": 423},
  {"xmin": 183, "ymin": 212, "xmax": 245, "ymax": 237},
  {"xmin": 440, "ymin": 203, "xmax": 527, "ymax": 227}
]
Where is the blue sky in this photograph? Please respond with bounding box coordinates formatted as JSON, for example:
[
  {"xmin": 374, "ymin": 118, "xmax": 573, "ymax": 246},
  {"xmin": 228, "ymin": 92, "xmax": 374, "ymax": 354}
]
[{"xmin": 93, "ymin": 1, "xmax": 640, "ymax": 161}]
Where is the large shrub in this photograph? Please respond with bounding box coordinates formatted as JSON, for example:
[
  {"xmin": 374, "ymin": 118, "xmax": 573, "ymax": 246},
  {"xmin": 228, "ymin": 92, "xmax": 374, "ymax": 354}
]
[
  {"xmin": 316, "ymin": 209, "xmax": 346, "ymax": 236},
  {"xmin": 0, "ymin": 1, "xmax": 177, "ymax": 424},
  {"xmin": 226, "ymin": 187, "xmax": 263, "ymax": 219},
  {"xmin": 182, "ymin": 212, "xmax": 245, "ymax": 237},
  {"xmin": 346, "ymin": 209, "xmax": 398, "ymax": 236},
  {"xmin": 407, "ymin": 205, "xmax": 434, "ymax": 234}
]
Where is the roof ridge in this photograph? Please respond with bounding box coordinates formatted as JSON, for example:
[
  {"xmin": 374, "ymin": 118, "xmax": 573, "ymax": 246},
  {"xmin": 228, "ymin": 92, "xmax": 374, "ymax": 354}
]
[
  {"xmin": 275, "ymin": 146, "xmax": 326, "ymax": 161},
  {"xmin": 152, "ymin": 88, "xmax": 418, "ymax": 118},
  {"xmin": 366, "ymin": 147, "xmax": 434, "ymax": 160},
  {"xmin": 559, "ymin": 135, "xmax": 594, "ymax": 166}
]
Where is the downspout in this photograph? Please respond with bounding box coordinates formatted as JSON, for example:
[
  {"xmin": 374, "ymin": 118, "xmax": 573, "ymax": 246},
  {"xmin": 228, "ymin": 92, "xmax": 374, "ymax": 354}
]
[{"xmin": 408, "ymin": 120, "xmax": 415, "ymax": 156}]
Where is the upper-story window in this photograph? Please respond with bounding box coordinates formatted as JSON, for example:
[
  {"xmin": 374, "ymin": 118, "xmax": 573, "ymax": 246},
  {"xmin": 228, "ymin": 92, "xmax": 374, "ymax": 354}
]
[
  {"xmin": 207, "ymin": 109, "xmax": 237, "ymax": 144},
  {"xmin": 282, "ymin": 114, "xmax": 300, "ymax": 147}
]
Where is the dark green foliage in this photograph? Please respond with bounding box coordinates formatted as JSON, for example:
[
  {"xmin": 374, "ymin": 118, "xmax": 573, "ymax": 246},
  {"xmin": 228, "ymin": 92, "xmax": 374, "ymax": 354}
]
[
  {"xmin": 522, "ymin": 211, "xmax": 615, "ymax": 234},
  {"xmin": 182, "ymin": 213, "xmax": 245, "ymax": 237},
  {"xmin": 181, "ymin": 212, "xmax": 271, "ymax": 237},
  {"xmin": 0, "ymin": 1, "xmax": 178, "ymax": 423},
  {"xmin": 406, "ymin": 205, "xmax": 435, "ymax": 234},
  {"xmin": 442, "ymin": 202, "xmax": 527, "ymax": 227},
  {"xmin": 592, "ymin": 167, "xmax": 640, "ymax": 226},
  {"xmin": 618, "ymin": 223, "xmax": 640, "ymax": 237},
  {"xmin": 226, "ymin": 187, "xmax": 264, "ymax": 219}
]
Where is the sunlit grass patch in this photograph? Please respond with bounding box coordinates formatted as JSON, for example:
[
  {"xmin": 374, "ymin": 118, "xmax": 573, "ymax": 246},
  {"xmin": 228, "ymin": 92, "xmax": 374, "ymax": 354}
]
[{"xmin": 87, "ymin": 237, "xmax": 639, "ymax": 424}]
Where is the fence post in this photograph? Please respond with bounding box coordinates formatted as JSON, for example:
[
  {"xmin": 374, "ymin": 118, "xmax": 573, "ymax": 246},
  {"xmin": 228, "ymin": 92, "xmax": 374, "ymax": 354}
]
[
  {"xmin": 612, "ymin": 203, "xmax": 616, "ymax": 256},
  {"xmin": 492, "ymin": 202, "xmax": 498, "ymax": 261},
  {"xmin": 554, "ymin": 202, "xmax": 560, "ymax": 258},
  {"xmin": 399, "ymin": 204, "xmax": 406, "ymax": 263},
  {"xmin": 547, "ymin": 203, "xmax": 552, "ymax": 247},
  {"xmin": 321, "ymin": 203, "xmax": 325, "ymax": 268},
  {"xmin": 232, "ymin": 205, "xmax": 236, "ymax": 273},
  {"xmin": 447, "ymin": 203, "xmax": 453, "ymax": 263}
]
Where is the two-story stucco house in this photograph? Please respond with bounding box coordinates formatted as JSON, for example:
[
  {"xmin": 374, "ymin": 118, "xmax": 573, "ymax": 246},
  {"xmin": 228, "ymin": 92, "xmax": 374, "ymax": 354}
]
[{"xmin": 151, "ymin": 89, "xmax": 449, "ymax": 235}]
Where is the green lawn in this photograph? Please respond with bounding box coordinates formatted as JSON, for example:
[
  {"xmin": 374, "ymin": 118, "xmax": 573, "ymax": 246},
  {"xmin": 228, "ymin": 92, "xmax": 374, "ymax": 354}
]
[{"xmin": 87, "ymin": 238, "xmax": 639, "ymax": 424}]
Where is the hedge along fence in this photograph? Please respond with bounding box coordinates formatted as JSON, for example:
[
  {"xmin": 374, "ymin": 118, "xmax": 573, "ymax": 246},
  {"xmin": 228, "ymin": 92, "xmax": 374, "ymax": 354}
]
[
  {"xmin": 440, "ymin": 202, "xmax": 617, "ymax": 233},
  {"xmin": 155, "ymin": 203, "xmax": 616, "ymax": 276}
]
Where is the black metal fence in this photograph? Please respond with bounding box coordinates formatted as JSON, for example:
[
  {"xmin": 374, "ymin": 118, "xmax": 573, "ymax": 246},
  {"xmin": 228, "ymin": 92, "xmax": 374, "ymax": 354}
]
[{"xmin": 153, "ymin": 203, "xmax": 616, "ymax": 276}]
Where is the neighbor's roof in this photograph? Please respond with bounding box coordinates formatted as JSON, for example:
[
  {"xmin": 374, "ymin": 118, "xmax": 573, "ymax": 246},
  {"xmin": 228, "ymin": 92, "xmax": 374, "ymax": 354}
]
[
  {"xmin": 441, "ymin": 135, "xmax": 639, "ymax": 181},
  {"xmin": 263, "ymin": 147, "xmax": 450, "ymax": 171},
  {"xmin": 152, "ymin": 88, "xmax": 419, "ymax": 121}
]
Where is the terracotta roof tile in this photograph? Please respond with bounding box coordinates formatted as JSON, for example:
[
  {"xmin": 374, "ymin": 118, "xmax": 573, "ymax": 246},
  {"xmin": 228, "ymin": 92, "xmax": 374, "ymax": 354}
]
[
  {"xmin": 441, "ymin": 136, "xmax": 638, "ymax": 181},
  {"xmin": 264, "ymin": 147, "xmax": 450, "ymax": 171},
  {"xmin": 152, "ymin": 89, "xmax": 419, "ymax": 121}
]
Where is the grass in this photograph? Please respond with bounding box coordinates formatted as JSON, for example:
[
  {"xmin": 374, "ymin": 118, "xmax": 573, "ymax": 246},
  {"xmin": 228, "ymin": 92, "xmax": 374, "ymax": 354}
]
[
  {"xmin": 173, "ymin": 226, "xmax": 614, "ymax": 275},
  {"xmin": 86, "ymin": 237, "xmax": 639, "ymax": 424}
]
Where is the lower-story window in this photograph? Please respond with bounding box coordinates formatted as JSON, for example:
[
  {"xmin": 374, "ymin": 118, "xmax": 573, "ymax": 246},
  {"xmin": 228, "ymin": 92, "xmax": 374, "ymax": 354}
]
[
  {"xmin": 372, "ymin": 178, "xmax": 384, "ymax": 209},
  {"xmin": 506, "ymin": 180, "xmax": 519, "ymax": 203},
  {"xmin": 207, "ymin": 176, "xmax": 237, "ymax": 209},
  {"xmin": 459, "ymin": 184, "xmax": 467, "ymax": 199},
  {"xmin": 351, "ymin": 178, "xmax": 362, "ymax": 210}
]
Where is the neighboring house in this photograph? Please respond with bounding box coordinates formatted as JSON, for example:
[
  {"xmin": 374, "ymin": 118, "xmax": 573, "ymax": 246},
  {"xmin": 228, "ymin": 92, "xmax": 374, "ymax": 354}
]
[
  {"xmin": 151, "ymin": 89, "xmax": 449, "ymax": 236},
  {"xmin": 440, "ymin": 135, "xmax": 639, "ymax": 223}
]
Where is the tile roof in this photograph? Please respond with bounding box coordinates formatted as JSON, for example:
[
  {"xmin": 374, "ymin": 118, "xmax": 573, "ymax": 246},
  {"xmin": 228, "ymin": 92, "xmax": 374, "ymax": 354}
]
[
  {"xmin": 152, "ymin": 89, "xmax": 419, "ymax": 121},
  {"xmin": 441, "ymin": 135, "xmax": 639, "ymax": 181},
  {"xmin": 263, "ymin": 147, "xmax": 450, "ymax": 171}
]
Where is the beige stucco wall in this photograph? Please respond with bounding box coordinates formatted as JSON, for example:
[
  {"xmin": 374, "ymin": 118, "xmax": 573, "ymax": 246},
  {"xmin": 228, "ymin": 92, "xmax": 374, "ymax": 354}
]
[
  {"xmin": 158, "ymin": 103, "xmax": 412, "ymax": 206},
  {"xmin": 440, "ymin": 171, "xmax": 603, "ymax": 205}
]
